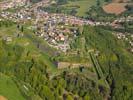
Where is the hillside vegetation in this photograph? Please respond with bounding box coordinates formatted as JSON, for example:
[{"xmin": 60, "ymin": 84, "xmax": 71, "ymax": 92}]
[
  {"xmin": 0, "ymin": 17, "xmax": 133, "ymax": 100},
  {"xmin": 0, "ymin": 74, "xmax": 25, "ymax": 100},
  {"xmin": 82, "ymin": 26, "xmax": 133, "ymax": 100},
  {"xmin": 0, "ymin": 20, "xmax": 110, "ymax": 100}
]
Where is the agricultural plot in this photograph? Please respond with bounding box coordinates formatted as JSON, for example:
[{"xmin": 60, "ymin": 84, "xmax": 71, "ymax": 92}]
[
  {"xmin": 102, "ymin": 0, "xmax": 132, "ymax": 14},
  {"xmin": 62, "ymin": 0, "xmax": 106, "ymax": 16},
  {"xmin": 103, "ymin": 3, "xmax": 127, "ymax": 14}
]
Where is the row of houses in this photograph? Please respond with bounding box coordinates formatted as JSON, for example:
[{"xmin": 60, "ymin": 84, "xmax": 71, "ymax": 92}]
[
  {"xmin": 0, "ymin": 0, "xmax": 28, "ymax": 10},
  {"xmin": 34, "ymin": 12, "xmax": 80, "ymax": 52},
  {"xmin": 0, "ymin": 3, "xmax": 132, "ymax": 52}
]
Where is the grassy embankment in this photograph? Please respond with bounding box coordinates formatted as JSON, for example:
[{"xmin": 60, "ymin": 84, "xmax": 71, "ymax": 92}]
[{"xmin": 0, "ymin": 73, "xmax": 25, "ymax": 100}]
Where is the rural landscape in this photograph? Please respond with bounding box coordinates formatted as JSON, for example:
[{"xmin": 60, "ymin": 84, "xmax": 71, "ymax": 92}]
[{"xmin": 0, "ymin": 0, "xmax": 133, "ymax": 100}]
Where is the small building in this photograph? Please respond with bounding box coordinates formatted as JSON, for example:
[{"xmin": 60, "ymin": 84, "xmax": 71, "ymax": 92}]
[{"xmin": 3, "ymin": 36, "xmax": 12, "ymax": 42}]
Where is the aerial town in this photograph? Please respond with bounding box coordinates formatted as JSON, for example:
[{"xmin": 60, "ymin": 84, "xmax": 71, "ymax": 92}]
[
  {"xmin": 0, "ymin": 0, "xmax": 133, "ymax": 52},
  {"xmin": 0, "ymin": 0, "xmax": 133, "ymax": 100}
]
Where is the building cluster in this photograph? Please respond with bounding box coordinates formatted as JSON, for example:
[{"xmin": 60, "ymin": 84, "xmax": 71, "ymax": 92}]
[
  {"xmin": 111, "ymin": 16, "xmax": 133, "ymax": 28},
  {"xmin": 0, "ymin": 8, "xmax": 32, "ymax": 23},
  {"xmin": 32, "ymin": 11, "xmax": 109, "ymax": 52},
  {"xmin": 0, "ymin": 0, "xmax": 133, "ymax": 52},
  {"xmin": 34, "ymin": 11, "xmax": 95, "ymax": 26},
  {"xmin": 0, "ymin": 0, "xmax": 28, "ymax": 10},
  {"xmin": 1, "ymin": 7, "xmax": 132, "ymax": 52},
  {"xmin": 115, "ymin": 16, "xmax": 133, "ymax": 23},
  {"xmin": 34, "ymin": 12, "xmax": 81, "ymax": 52}
]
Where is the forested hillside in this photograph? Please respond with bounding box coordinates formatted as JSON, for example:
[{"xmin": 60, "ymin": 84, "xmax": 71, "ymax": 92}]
[
  {"xmin": 0, "ymin": 0, "xmax": 133, "ymax": 100},
  {"xmin": 0, "ymin": 20, "xmax": 109, "ymax": 100},
  {"xmin": 0, "ymin": 19, "xmax": 133, "ymax": 100},
  {"xmin": 73, "ymin": 26, "xmax": 133, "ymax": 100},
  {"xmin": 0, "ymin": 33, "xmax": 107, "ymax": 100}
]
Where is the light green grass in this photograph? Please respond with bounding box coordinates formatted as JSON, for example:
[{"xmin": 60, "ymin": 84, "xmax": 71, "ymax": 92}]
[
  {"xmin": 0, "ymin": 74, "xmax": 25, "ymax": 100},
  {"xmin": 0, "ymin": 26, "xmax": 17, "ymax": 36},
  {"xmin": 67, "ymin": 0, "xmax": 96, "ymax": 16},
  {"xmin": 23, "ymin": 27, "xmax": 57, "ymax": 71},
  {"xmin": 63, "ymin": 0, "xmax": 106, "ymax": 16}
]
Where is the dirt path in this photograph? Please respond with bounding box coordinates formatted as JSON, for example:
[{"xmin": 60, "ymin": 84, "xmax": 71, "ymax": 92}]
[{"xmin": 0, "ymin": 96, "xmax": 7, "ymax": 100}]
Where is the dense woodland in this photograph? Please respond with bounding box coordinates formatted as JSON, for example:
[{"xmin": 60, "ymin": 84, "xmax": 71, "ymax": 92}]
[{"xmin": 73, "ymin": 26, "xmax": 133, "ymax": 100}]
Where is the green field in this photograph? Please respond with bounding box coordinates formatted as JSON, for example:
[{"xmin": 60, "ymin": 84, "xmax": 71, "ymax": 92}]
[
  {"xmin": 0, "ymin": 74, "xmax": 25, "ymax": 100},
  {"xmin": 43, "ymin": 0, "xmax": 106, "ymax": 17},
  {"xmin": 65, "ymin": 0, "xmax": 96, "ymax": 16},
  {"xmin": 63, "ymin": 0, "xmax": 106, "ymax": 16}
]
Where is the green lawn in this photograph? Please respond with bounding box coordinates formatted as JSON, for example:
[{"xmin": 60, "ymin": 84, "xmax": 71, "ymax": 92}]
[
  {"xmin": 66, "ymin": 0, "xmax": 96, "ymax": 16},
  {"xmin": 63, "ymin": 0, "xmax": 106, "ymax": 16},
  {"xmin": 0, "ymin": 74, "xmax": 25, "ymax": 100}
]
